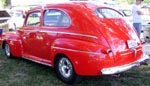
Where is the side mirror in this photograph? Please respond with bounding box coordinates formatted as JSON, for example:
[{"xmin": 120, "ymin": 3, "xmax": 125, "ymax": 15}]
[{"xmin": 0, "ymin": 29, "xmax": 3, "ymax": 35}]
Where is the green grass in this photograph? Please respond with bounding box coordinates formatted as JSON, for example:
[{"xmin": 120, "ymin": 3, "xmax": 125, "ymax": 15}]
[{"xmin": 0, "ymin": 47, "xmax": 150, "ymax": 86}]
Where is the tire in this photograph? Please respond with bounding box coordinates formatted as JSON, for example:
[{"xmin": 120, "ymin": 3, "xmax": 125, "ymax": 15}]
[
  {"xmin": 55, "ymin": 55, "xmax": 82, "ymax": 84},
  {"xmin": 4, "ymin": 43, "xmax": 13, "ymax": 58}
]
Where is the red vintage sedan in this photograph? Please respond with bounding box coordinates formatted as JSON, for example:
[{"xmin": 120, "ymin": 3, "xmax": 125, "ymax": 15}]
[{"xmin": 0, "ymin": 2, "xmax": 149, "ymax": 84}]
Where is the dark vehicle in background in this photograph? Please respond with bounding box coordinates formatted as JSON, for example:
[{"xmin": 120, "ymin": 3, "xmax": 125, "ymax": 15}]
[{"xmin": 0, "ymin": 10, "xmax": 10, "ymax": 32}]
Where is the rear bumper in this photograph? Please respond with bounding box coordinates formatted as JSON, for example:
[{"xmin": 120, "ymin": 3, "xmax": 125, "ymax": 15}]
[{"xmin": 101, "ymin": 54, "xmax": 150, "ymax": 75}]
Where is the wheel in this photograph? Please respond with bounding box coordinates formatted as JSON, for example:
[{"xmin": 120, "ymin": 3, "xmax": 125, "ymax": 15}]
[
  {"xmin": 55, "ymin": 55, "xmax": 82, "ymax": 84},
  {"xmin": 4, "ymin": 43, "xmax": 13, "ymax": 58}
]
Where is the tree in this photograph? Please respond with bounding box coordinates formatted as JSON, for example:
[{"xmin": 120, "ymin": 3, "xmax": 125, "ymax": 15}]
[
  {"xmin": 2, "ymin": 0, "xmax": 6, "ymax": 7},
  {"xmin": 144, "ymin": 0, "xmax": 150, "ymax": 3},
  {"xmin": 1, "ymin": 0, "xmax": 11, "ymax": 8},
  {"xmin": 126, "ymin": 0, "xmax": 134, "ymax": 4},
  {"xmin": 115, "ymin": 0, "xmax": 150, "ymax": 5}
]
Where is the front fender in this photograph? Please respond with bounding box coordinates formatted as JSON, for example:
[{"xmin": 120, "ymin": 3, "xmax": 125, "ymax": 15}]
[
  {"xmin": 50, "ymin": 38, "xmax": 113, "ymax": 76},
  {"xmin": 2, "ymin": 32, "xmax": 22, "ymax": 57}
]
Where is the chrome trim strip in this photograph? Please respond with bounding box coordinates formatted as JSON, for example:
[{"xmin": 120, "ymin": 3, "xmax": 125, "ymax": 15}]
[
  {"xmin": 40, "ymin": 30, "xmax": 98, "ymax": 39},
  {"xmin": 101, "ymin": 54, "xmax": 150, "ymax": 75},
  {"xmin": 9, "ymin": 39, "xmax": 21, "ymax": 42},
  {"xmin": 120, "ymin": 48, "xmax": 142, "ymax": 56},
  {"xmin": 52, "ymin": 46, "xmax": 101, "ymax": 55},
  {"xmin": 19, "ymin": 29, "xmax": 98, "ymax": 39},
  {"xmin": 137, "ymin": 48, "xmax": 142, "ymax": 51},
  {"xmin": 22, "ymin": 56, "xmax": 52, "ymax": 67},
  {"xmin": 120, "ymin": 52, "xmax": 132, "ymax": 56}
]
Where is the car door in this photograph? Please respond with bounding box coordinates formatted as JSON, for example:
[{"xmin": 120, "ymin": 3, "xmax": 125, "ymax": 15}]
[
  {"xmin": 20, "ymin": 11, "xmax": 42, "ymax": 58},
  {"xmin": 39, "ymin": 9, "xmax": 70, "ymax": 61}
]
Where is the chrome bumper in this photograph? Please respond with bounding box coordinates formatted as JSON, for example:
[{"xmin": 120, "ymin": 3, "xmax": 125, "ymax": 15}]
[{"xmin": 101, "ymin": 54, "xmax": 150, "ymax": 75}]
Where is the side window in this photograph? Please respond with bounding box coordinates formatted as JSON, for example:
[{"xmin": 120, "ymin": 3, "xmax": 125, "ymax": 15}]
[
  {"xmin": 44, "ymin": 10, "xmax": 70, "ymax": 27},
  {"xmin": 26, "ymin": 12, "xmax": 41, "ymax": 26},
  {"xmin": 96, "ymin": 8, "xmax": 123, "ymax": 18}
]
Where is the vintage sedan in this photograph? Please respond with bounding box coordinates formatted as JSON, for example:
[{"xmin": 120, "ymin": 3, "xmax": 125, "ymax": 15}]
[{"xmin": 0, "ymin": 2, "xmax": 149, "ymax": 84}]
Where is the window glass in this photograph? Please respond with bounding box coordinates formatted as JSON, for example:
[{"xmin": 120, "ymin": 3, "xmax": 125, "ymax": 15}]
[
  {"xmin": 96, "ymin": 8, "xmax": 123, "ymax": 18},
  {"xmin": 44, "ymin": 10, "xmax": 70, "ymax": 27},
  {"xmin": 122, "ymin": 10, "xmax": 132, "ymax": 16},
  {"xmin": 26, "ymin": 12, "xmax": 41, "ymax": 26}
]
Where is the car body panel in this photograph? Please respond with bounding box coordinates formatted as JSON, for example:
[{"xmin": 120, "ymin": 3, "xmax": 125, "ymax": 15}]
[{"xmin": 1, "ymin": 32, "xmax": 22, "ymax": 57}]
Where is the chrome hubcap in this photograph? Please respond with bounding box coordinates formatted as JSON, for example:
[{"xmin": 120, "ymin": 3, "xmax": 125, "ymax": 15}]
[
  {"xmin": 5, "ymin": 44, "xmax": 10, "ymax": 57},
  {"xmin": 59, "ymin": 57, "xmax": 73, "ymax": 78}
]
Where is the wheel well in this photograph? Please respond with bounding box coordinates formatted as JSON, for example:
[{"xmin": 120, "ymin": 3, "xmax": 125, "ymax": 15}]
[
  {"xmin": 54, "ymin": 53, "xmax": 82, "ymax": 83},
  {"xmin": 54, "ymin": 53, "xmax": 66, "ymax": 68},
  {"xmin": 54, "ymin": 53, "xmax": 74, "ymax": 70},
  {"xmin": 2, "ymin": 41, "xmax": 6, "ymax": 49}
]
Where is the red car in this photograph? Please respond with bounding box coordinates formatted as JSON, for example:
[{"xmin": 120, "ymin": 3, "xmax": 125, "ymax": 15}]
[{"xmin": 0, "ymin": 2, "xmax": 149, "ymax": 84}]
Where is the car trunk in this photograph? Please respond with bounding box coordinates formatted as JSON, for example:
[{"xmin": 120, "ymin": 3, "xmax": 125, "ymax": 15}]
[{"xmin": 99, "ymin": 18, "xmax": 143, "ymax": 66}]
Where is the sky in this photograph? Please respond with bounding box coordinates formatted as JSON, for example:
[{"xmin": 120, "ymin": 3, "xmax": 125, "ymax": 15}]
[{"xmin": 10, "ymin": 0, "xmax": 115, "ymax": 6}]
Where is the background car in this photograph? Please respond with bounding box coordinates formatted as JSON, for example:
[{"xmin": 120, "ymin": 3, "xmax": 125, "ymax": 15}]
[
  {"xmin": 7, "ymin": 10, "xmax": 25, "ymax": 31},
  {"xmin": 0, "ymin": 10, "xmax": 10, "ymax": 32}
]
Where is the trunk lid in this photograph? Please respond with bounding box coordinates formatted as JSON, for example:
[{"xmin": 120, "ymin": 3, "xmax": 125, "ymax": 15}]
[{"xmin": 99, "ymin": 18, "xmax": 142, "ymax": 64}]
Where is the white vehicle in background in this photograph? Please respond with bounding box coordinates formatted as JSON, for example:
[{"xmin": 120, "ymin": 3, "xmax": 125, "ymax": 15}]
[{"xmin": 7, "ymin": 10, "xmax": 24, "ymax": 31}]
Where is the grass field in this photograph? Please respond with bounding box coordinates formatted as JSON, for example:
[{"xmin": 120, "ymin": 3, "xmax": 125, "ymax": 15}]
[{"xmin": 0, "ymin": 48, "xmax": 150, "ymax": 86}]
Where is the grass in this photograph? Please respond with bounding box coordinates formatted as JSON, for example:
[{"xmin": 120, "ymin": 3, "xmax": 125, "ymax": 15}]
[{"xmin": 0, "ymin": 48, "xmax": 150, "ymax": 86}]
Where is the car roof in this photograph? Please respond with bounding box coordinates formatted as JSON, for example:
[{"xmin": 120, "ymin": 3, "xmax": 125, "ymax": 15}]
[{"xmin": 28, "ymin": 2, "xmax": 109, "ymax": 12}]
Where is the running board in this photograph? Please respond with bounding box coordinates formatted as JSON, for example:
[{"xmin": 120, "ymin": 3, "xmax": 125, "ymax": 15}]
[{"xmin": 22, "ymin": 56, "xmax": 52, "ymax": 67}]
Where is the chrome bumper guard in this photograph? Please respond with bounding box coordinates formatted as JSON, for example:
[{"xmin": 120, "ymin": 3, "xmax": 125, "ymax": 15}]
[{"xmin": 101, "ymin": 54, "xmax": 150, "ymax": 75}]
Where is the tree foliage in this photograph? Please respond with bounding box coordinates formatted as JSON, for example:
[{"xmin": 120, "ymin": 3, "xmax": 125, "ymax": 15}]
[
  {"xmin": 115, "ymin": 0, "xmax": 150, "ymax": 4},
  {"xmin": 2, "ymin": 0, "xmax": 6, "ymax": 7},
  {"xmin": 1, "ymin": 0, "xmax": 10, "ymax": 8},
  {"xmin": 144, "ymin": 0, "xmax": 150, "ymax": 3}
]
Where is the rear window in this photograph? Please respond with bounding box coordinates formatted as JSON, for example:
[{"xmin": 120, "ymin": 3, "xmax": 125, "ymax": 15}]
[{"xmin": 95, "ymin": 8, "xmax": 123, "ymax": 18}]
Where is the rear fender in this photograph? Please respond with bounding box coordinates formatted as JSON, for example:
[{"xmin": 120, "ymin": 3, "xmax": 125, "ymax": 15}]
[{"xmin": 50, "ymin": 38, "xmax": 113, "ymax": 76}]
